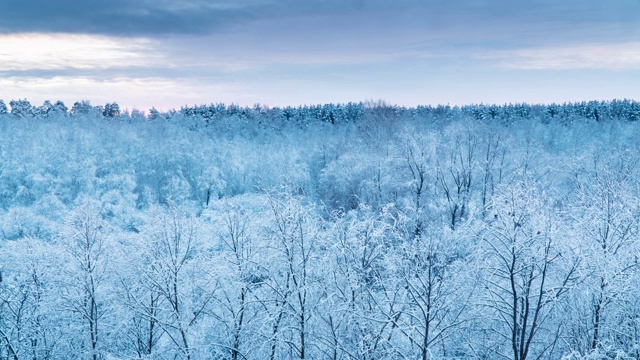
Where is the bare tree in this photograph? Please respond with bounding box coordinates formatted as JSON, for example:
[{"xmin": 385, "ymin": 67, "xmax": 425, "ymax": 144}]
[
  {"xmin": 395, "ymin": 227, "xmax": 474, "ymax": 360},
  {"xmin": 323, "ymin": 205, "xmax": 404, "ymax": 360},
  {"xmin": 119, "ymin": 271, "xmax": 164, "ymax": 358},
  {"xmin": 571, "ymin": 153, "xmax": 640, "ymax": 355},
  {"xmin": 142, "ymin": 203, "xmax": 214, "ymax": 359},
  {"xmin": 479, "ymin": 178, "xmax": 579, "ymax": 360},
  {"xmin": 437, "ymin": 127, "xmax": 477, "ymax": 229},
  {"xmin": 206, "ymin": 201, "xmax": 264, "ymax": 360},
  {"xmin": 59, "ymin": 204, "xmax": 108, "ymax": 360},
  {"xmin": 259, "ymin": 192, "xmax": 321, "ymax": 360}
]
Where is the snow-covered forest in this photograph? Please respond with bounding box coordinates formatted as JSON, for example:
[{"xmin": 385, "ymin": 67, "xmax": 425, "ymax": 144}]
[{"xmin": 2, "ymin": 98, "xmax": 640, "ymax": 359}]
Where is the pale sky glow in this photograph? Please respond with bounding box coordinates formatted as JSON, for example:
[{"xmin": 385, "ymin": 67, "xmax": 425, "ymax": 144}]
[
  {"xmin": 483, "ymin": 42, "xmax": 640, "ymax": 70},
  {"xmin": 1, "ymin": 0, "xmax": 639, "ymax": 110},
  {"xmin": 0, "ymin": 34, "xmax": 157, "ymax": 71}
]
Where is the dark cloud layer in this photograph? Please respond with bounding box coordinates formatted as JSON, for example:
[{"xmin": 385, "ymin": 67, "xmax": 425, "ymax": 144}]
[
  {"xmin": 0, "ymin": 0, "xmax": 275, "ymax": 36},
  {"xmin": 0, "ymin": 0, "xmax": 393, "ymax": 36},
  {"xmin": 1, "ymin": 0, "xmax": 638, "ymax": 43}
]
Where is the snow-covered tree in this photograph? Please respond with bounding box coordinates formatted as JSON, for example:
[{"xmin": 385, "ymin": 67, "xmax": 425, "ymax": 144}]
[
  {"xmin": 0, "ymin": 100, "xmax": 7, "ymax": 115},
  {"xmin": 102, "ymin": 103, "xmax": 120, "ymax": 118},
  {"xmin": 477, "ymin": 177, "xmax": 579, "ymax": 360},
  {"xmin": 9, "ymin": 99, "xmax": 33, "ymax": 118}
]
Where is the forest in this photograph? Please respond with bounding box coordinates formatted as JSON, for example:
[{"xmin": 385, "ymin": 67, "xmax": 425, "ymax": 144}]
[{"xmin": 1, "ymin": 98, "xmax": 640, "ymax": 359}]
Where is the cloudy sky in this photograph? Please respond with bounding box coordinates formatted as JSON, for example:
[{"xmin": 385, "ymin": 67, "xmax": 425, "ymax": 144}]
[{"xmin": 1, "ymin": 0, "xmax": 639, "ymax": 111}]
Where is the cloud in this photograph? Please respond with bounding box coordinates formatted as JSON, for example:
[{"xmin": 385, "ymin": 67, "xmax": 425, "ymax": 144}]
[
  {"xmin": 0, "ymin": 34, "xmax": 160, "ymax": 71},
  {"xmin": 0, "ymin": 0, "xmax": 274, "ymax": 36},
  {"xmin": 0, "ymin": 0, "xmax": 418, "ymax": 37},
  {"xmin": 480, "ymin": 42, "xmax": 640, "ymax": 70},
  {"xmin": 1, "ymin": 0, "xmax": 638, "ymax": 48}
]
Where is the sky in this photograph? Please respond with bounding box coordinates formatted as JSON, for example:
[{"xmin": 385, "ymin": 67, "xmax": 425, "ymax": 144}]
[{"xmin": 0, "ymin": 0, "xmax": 639, "ymax": 111}]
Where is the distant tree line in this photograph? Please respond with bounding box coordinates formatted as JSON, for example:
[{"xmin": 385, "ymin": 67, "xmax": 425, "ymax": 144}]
[{"xmin": 1, "ymin": 98, "xmax": 640, "ymax": 124}]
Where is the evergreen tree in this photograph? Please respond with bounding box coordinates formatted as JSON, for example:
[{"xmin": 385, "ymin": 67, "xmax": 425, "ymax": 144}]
[{"xmin": 9, "ymin": 99, "xmax": 33, "ymax": 118}]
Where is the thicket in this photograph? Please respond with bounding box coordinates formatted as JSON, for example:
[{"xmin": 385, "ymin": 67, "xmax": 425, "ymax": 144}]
[{"xmin": 1, "ymin": 98, "xmax": 640, "ymax": 359}]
